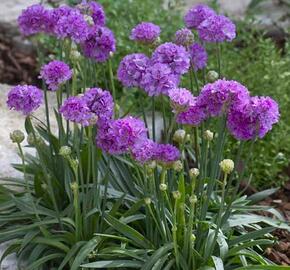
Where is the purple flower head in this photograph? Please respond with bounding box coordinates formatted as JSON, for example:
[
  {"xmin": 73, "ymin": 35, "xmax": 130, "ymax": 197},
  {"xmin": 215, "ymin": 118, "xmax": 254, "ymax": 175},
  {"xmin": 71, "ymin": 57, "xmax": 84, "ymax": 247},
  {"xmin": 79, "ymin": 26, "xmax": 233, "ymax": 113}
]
[
  {"xmin": 176, "ymin": 101, "xmax": 207, "ymax": 126},
  {"xmin": 140, "ymin": 63, "xmax": 179, "ymax": 96},
  {"xmin": 81, "ymin": 25, "xmax": 116, "ymax": 62},
  {"xmin": 197, "ymin": 14, "xmax": 236, "ymax": 43},
  {"xmin": 7, "ymin": 85, "xmax": 43, "ymax": 115},
  {"xmin": 189, "ymin": 43, "xmax": 208, "ymax": 71},
  {"xmin": 152, "ymin": 42, "xmax": 190, "ymax": 75},
  {"xmin": 155, "ymin": 144, "xmax": 180, "ymax": 164},
  {"xmin": 130, "ymin": 22, "xmax": 161, "ymax": 44},
  {"xmin": 53, "ymin": 6, "xmax": 89, "ymax": 43},
  {"xmin": 117, "ymin": 53, "xmax": 150, "ymax": 88},
  {"xmin": 227, "ymin": 96, "xmax": 280, "ymax": 140},
  {"xmin": 131, "ymin": 139, "xmax": 157, "ymax": 164},
  {"xmin": 184, "ymin": 4, "xmax": 216, "ymax": 29},
  {"xmin": 83, "ymin": 87, "xmax": 114, "ymax": 121},
  {"xmin": 174, "ymin": 28, "xmax": 194, "ymax": 47},
  {"xmin": 88, "ymin": 1, "xmax": 106, "ymax": 26},
  {"xmin": 168, "ymin": 88, "xmax": 195, "ymax": 112},
  {"xmin": 40, "ymin": 60, "xmax": 73, "ymax": 91},
  {"xmin": 18, "ymin": 4, "xmax": 51, "ymax": 36},
  {"xmin": 196, "ymin": 79, "xmax": 250, "ymax": 117},
  {"xmin": 59, "ymin": 96, "xmax": 94, "ymax": 126},
  {"xmin": 96, "ymin": 116, "xmax": 147, "ymax": 154}
]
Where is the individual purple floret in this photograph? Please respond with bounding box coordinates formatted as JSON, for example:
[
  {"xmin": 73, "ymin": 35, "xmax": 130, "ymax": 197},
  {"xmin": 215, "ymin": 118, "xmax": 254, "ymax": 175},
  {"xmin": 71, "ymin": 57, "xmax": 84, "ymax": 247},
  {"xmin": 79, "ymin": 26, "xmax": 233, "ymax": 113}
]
[
  {"xmin": 130, "ymin": 22, "xmax": 160, "ymax": 44},
  {"xmin": 184, "ymin": 4, "xmax": 216, "ymax": 29},
  {"xmin": 40, "ymin": 60, "xmax": 73, "ymax": 91},
  {"xmin": 18, "ymin": 4, "xmax": 51, "ymax": 36},
  {"xmin": 131, "ymin": 139, "xmax": 157, "ymax": 164},
  {"xmin": 140, "ymin": 63, "xmax": 179, "ymax": 96},
  {"xmin": 189, "ymin": 43, "xmax": 208, "ymax": 71},
  {"xmin": 174, "ymin": 28, "xmax": 194, "ymax": 47},
  {"xmin": 197, "ymin": 14, "xmax": 236, "ymax": 43},
  {"xmin": 53, "ymin": 6, "xmax": 89, "ymax": 43},
  {"xmin": 196, "ymin": 79, "xmax": 250, "ymax": 117},
  {"xmin": 81, "ymin": 25, "xmax": 116, "ymax": 62},
  {"xmin": 7, "ymin": 85, "xmax": 43, "ymax": 115},
  {"xmin": 83, "ymin": 87, "xmax": 114, "ymax": 121},
  {"xmin": 59, "ymin": 96, "xmax": 94, "ymax": 126},
  {"xmin": 155, "ymin": 144, "xmax": 180, "ymax": 164},
  {"xmin": 117, "ymin": 53, "xmax": 150, "ymax": 88},
  {"xmin": 152, "ymin": 42, "xmax": 190, "ymax": 75},
  {"xmin": 176, "ymin": 102, "xmax": 207, "ymax": 126},
  {"xmin": 168, "ymin": 88, "xmax": 195, "ymax": 112},
  {"xmin": 227, "ymin": 96, "xmax": 280, "ymax": 140},
  {"xmin": 96, "ymin": 116, "xmax": 147, "ymax": 154}
]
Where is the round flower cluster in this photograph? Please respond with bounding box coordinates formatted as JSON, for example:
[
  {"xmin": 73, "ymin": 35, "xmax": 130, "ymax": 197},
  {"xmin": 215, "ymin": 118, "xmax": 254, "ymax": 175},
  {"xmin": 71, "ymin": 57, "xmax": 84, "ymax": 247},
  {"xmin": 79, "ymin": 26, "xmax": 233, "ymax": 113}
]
[
  {"xmin": 131, "ymin": 139, "xmax": 157, "ymax": 164},
  {"xmin": 81, "ymin": 25, "xmax": 116, "ymax": 62},
  {"xmin": 154, "ymin": 144, "xmax": 180, "ymax": 164},
  {"xmin": 188, "ymin": 43, "xmax": 208, "ymax": 71},
  {"xmin": 83, "ymin": 88, "xmax": 114, "ymax": 122},
  {"xmin": 168, "ymin": 88, "xmax": 195, "ymax": 112},
  {"xmin": 40, "ymin": 60, "xmax": 73, "ymax": 91},
  {"xmin": 152, "ymin": 42, "xmax": 190, "ymax": 75},
  {"xmin": 176, "ymin": 102, "xmax": 207, "ymax": 126},
  {"xmin": 174, "ymin": 28, "xmax": 194, "ymax": 47},
  {"xmin": 184, "ymin": 4, "xmax": 236, "ymax": 43},
  {"xmin": 87, "ymin": 1, "xmax": 106, "ymax": 26},
  {"xmin": 117, "ymin": 53, "xmax": 150, "ymax": 88},
  {"xmin": 7, "ymin": 85, "xmax": 43, "ymax": 115},
  {"xmin": 130, "ymin": 22, "xmax": 160, "ymax": 44}
]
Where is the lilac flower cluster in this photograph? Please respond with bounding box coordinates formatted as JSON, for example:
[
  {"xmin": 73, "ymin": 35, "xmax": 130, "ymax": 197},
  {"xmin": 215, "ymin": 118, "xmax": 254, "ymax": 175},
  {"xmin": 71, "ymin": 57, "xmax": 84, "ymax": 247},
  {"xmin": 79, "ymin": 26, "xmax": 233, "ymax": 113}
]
[
  {"xmin": 86, "ymin": 1, "xmax": 106, "ymax": 26},
  {"xmin": 168, "ymin": 88, "xmax": 195, "ymax": 112},
  {"xmin": 40, "ymin": 60, "xmax": 73, "ymax": 91},
  {"xmin": 184, "ymin": 4, "xmax": 236, "ymax": 43},
  {"xmin": 7, "ymin": 85, "xmax": 43, "ymax": 115},
  {"xmin": 174, "ymin": 28, "xmax": 194, "ymax": 47},
  {"xmin": 81, "ymin": 25, "xmax": 116, "ymax": 62},
  {"xmin": 117, "ymin": 53, "xmax": 150, "ymax": 88},
  {"xmin": 188, "ymin": 43, "xmax": 208, "ymax": 71},
  {"xmin": 130, "ymin": 22, "xmax": 160, "ymax": 44}
]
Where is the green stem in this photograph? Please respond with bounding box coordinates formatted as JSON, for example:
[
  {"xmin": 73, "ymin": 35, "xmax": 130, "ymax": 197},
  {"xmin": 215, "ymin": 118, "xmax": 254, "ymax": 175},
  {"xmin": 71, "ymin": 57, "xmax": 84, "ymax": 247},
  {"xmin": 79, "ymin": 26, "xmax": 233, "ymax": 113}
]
[
  {"xmin": 108, "ymin": 58, "xmax": 116, "ymax": 102},
  {"xmin": 152, "ymin": 97, "xmax": 156, "ymax": 141}
]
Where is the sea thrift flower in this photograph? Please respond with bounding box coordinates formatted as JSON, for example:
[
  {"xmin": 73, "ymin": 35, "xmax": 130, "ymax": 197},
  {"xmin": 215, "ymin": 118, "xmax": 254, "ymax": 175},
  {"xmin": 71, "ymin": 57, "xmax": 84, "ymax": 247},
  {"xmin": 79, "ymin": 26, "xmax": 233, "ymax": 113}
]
[
  {"xmin": 196, "ymin": 79, "xmax": 250, "ymax": 117},
  {"xmin": 189, "ymin": 43, "xmax": 208, "ymax": 71},
  {"xmin": 219, "ymin": 159, "xmax": 234, "ymax": 174},
  {"xmin": 131, "ymin": 139, "xmax": 157, "ymax": 164},
  {"xmin": 173, "ymin": 129, "xmax": 186, "ymax": 144},
  {"xmin": 10, "ymin": 130, "xmax": 25, "ymax": 144},
  {"xmin": 59, "ymin": 96, "xmax": 94, "ymax": 126},
  {"xmin": 176, "ymin": 102, "xmax": 207, "ymax": 126},
  {"xmin": 18, "ymin": 4, "xmax": 51, "ymax": 36},
  {"xmin": 227, "ymin": 96, "xmax": 279, "ymax": 140},
  {"xmin": 174, "ymin": 28, "xmax": 194, "ymax": 47},
  {"xmin": 140, "ymin": 63, "xmax": 179, "ymax": 96},
  {"xmin": 83, "ymin": 88, "xmax": 114, "ymax": 121},
  {"xmin": 152, "ymin": 42, "xmax": 190, "ymax": 75},
  {"xmin": 53, "ymin": 6, "xmax": 89, "ymax": 43},
  {"xmin": 96, "ymin": 117, "xmax": 147, "ymax": 154},
  {"xmin": 87, "ymin": 1, "xmax": 106, "ymax": 26},
  {"xmin": 81, "ymin": 25, "xmax": 116, "ymax": 62},
  {"xmin": 155, "ymin": 144, "xmax": 180, "ymax": 164},
  {"xmin": 117, "ymin": 53, "xmax": 150, "ymax": 88},
  {"xmin": 7, "ymin": 85, "xmax": 43, "ymax": 115},
  {"xmin": 184, "ymin": 4, "xmax": 215, "ymax": 29},
  {"xmin": 197, "ymin": 14, "xmax": 236, "ymax": 43},
  {"xmin": 168, "ymin": 88, "xmax": 195, "ymax": 112},
  {"xmin": 130, "ymin": 22, "xmax": 160, "ymax": 44},
  {"xmin": 40, "ymin": 60, "xmax": 73, "ymax": 91}
]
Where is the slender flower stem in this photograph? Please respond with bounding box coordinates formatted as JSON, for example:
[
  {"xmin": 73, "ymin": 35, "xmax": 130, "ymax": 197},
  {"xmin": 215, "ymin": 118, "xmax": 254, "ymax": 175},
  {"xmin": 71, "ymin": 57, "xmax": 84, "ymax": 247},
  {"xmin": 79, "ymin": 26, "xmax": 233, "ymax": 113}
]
[
  {"xmin": 216, "ymin": 43, "xmax": 222, "ymax": 78},
  {"xmin": 152, "ymin": 97, "xmax": 156, "ymax": 141},
  {"xmin": 108, "ymin": 58, "xmax": 116, "ymax": 102}
]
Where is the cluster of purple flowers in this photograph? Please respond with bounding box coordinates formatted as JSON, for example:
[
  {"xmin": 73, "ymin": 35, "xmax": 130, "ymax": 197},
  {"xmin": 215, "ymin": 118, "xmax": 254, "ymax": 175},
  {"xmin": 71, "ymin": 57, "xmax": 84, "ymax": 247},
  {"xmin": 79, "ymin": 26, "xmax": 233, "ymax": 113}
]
[
  {"xmin": 130, "ymin": 22, "xmax": 160, "ymax": 44},
  {"xmin": 40, "ymin": 60, "xmax": 73, "ymax": 91},
  {"xmin": 184, "ymin": 4, "xmax": 236, "ymax": 43},
  {"xmin": 18, "ymin": 2, "xmax": 115, "ymax": 62}
]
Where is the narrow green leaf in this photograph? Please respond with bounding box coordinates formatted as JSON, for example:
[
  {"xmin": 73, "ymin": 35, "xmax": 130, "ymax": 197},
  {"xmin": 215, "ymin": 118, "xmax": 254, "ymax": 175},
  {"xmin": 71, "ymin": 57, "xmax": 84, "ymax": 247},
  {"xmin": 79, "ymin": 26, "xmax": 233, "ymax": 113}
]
[{"xmin": 81, "ymin": 260, "xmax": 143, "ymax": 268}]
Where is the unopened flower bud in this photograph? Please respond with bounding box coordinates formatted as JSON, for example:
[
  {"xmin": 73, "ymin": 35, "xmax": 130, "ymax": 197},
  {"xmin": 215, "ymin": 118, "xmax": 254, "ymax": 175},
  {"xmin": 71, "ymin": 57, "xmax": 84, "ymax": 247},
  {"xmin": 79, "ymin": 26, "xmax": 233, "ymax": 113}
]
[
  {"xmin": 59, "ymin": 146, "xmax": 72, "ymax": 157},
  {"xmin": 219, "ymin": 159, "xmax": 234, "ymax": 174},
  {"xmin": 191, "ymin": 234, "xmax": 196, "ymax": 241},
  {"xmin": 172, "ymin": 191, "xmax": 181, "ymax": 200},
  {"xmin": 10, "ymin": 130, "xmax": 25, "ymax": 144},
  {"xmin": 144, "ymin": 197, "xmax": 151, "ymax": 205},
  {"xmin": 189, "ymin": 195, "xmax": 197, "ymax": 205},
  {"xmin": 173, "ymin": 129, "xmax": 186, "ymax": 144},
  {"xmin": 204, "ymin": 130, "xmax": 214, "ymax": 141},
  {"xmin": 172, "ymin": 160, "xmax": 183, "ymax": 172},
  {"xmin": 41, "ymin": 183, "xmax": 48, "ymax": 190},
  {"xmin": 207, "ymin": 70, "xmax": 219, "ymax": 82},
  {"xmin": 159, "ymin": 183, "xmax": 167, "ymax": 191},
  {"xmin": 70, "ymin": 182, "xmax": 79, "ymax": 191},
  {"xmin": 189, "ymin": 168, "xmax": 199, "ymax": 178},
  {"xmin": 89, "ymin": 114, "xmax": 98, "ymax": 126},
  {"xmin": 27, "ymin": 132, "xmax": 43, "ymax": 146}
]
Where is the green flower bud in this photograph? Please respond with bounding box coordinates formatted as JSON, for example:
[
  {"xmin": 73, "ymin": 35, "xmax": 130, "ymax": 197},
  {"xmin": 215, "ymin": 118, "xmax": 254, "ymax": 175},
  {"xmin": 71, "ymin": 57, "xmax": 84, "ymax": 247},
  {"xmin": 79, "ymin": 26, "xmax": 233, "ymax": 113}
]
[
  {"xmin": 172, "ymin": 190, "xmax": 181, "ymax": 200},
  {"xmin": 59, "ymin": 146, "xmax": 72, "ymax": 157},
  {"xmin": 172, "ymin": 160, "xmax": 183, "ymax": 172},
  {"xmin": 191, "ymin": 234, "xmax": 196, "ymax": 241},
  {"xmin": 189, "ymin": 195, "xmax": 197, "ymax": 205},
  {"xmin": 159, "ymin": 183, "xmax": 167, "ymax": 191},
  {"xmin": 206, "ymin": 70, "xmax": 219, "ymax": 82},
  {"xmin": 144, "ymin": 197, "xmax": 152, "ymax": 205},
  {"xmin": 219, "ymin": 159, "xmax": 234, "ymax": 174},
  {"xmin": 10, "ymin": 130, "xmax": 25, "ymax": 144},
  {"xmin": 189, "ymin": 168, "xmax": 199, "ymax": 178},
  {"xmin": 70, "ymin": 182, "xmax": 79, "ymax": 191},
  {"xmin": 204, "ymin": 130, "xmax": 214, "ymax": 141},
  {"xmin": 173, "ymin": 129, "xmax": 186, "ymax": 144}
]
